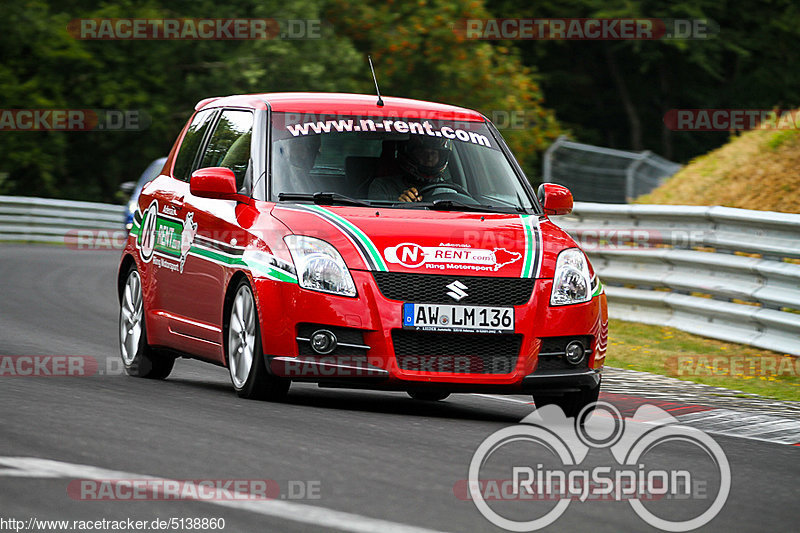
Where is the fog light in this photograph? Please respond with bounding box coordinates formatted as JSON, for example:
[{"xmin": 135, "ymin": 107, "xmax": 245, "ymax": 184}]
[
  {"xmin": 564, "ymin": 341, "xmax": 585, "ymax": 365},
  {"xmin": 310, "ymin": 330, "xmax": 337, "ymax": 355}
]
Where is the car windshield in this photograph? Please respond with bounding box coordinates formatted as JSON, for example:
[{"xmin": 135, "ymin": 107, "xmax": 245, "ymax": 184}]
[{"xmin": 270, "ymin": 112, "xmax": 536, "ymax": 213}]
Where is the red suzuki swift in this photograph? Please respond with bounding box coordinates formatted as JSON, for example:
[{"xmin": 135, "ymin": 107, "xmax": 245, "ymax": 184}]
[{"xmin": 118, "ymin": 92, "xmax": 607, "ymax": 416}]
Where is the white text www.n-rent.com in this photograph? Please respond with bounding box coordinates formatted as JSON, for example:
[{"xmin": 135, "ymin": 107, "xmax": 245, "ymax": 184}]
[
  {"xmin": 0, "ymin": 517, "xmax": 225, "ymax": 532},
  {"xmin": 286, "ymin": 118, "xmax": 492, "ymax": 147}
]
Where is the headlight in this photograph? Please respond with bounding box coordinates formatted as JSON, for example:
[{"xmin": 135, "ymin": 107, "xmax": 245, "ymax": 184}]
[
  {"xmin": 550, "ymin": 248, "xmax": 591, "ymax": 306},
  {"xmin": 284, "ymin": 236, "xmax": 356, "ymax": 297},
  {"xmin": 127, "ymin": 200, "xmax": 137, "ymax": 215}
]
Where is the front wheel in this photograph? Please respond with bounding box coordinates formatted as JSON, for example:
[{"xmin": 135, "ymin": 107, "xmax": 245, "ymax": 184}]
[
  {"xmin": 119, "ymin": 266, "xmax": 175, "ymax": 379},
  {"xmin": 533, "ymin": 379, "xmax": 601, "ymax": 420},
  {"xmin": 227, "ymin": 279, "xmax": 289, "ymax": 400}
]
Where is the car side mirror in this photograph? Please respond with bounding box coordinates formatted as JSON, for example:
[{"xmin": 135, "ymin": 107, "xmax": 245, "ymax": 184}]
[
  {"xmin": 119, "ymin": 181, "xmax": 136, "ymax": 194},
  {"xmin": 537, "ymin": 183, "xmax": 573, "ymax": 215},
  {"xmin": 190, "ymin": 167, "xmax": 242, "ymax": 201}
]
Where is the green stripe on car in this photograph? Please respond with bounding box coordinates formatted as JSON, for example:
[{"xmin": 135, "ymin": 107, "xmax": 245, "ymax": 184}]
[
  {"xmin": 519, "ymin": 215, "xmax": 536, "ymax": 278},
  {"xmin": 307, "ymin": 205, "xmax": 388, "ymax": 271},
  {"xmin": 592, "ymin": 279, "xmax": 604, "ymax": 298},
  {"xmin": 189, "ymin": 246, "xmax": 298, "ymax": 284}
]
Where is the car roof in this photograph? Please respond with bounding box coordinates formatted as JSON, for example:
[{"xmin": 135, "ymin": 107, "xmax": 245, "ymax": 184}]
[{"xmin": 195, "ymin": 92, "xmax": 485, "ymax": 122}]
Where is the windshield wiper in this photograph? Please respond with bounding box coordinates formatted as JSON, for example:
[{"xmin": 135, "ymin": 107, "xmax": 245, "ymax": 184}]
[
  {"xmin": 278, "ymin": 192, "xmax": 373, "ymax": 207},
  {"xmin": 422, "ymin": 199, "xmax": 521, "ymax": 213}
]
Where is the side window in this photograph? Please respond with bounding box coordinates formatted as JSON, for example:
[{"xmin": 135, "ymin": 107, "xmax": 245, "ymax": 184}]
[
  {"xmin": 198, "ymin": 110, "xmax": 254, "ymax": 192},
  {"xmin": 173, "ymin": 109, "xmax": 215, "ymax": 182}
]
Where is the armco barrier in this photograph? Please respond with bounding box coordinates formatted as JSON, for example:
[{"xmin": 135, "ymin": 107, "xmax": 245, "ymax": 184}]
[
  {"xmin": 0, "ymin": 195, "xmax": 125, "ymax": 244},
  {"xmin": 554, "ymin": 203, "xmax": 800, "ymax": 356},
  {"xmin": 1, "ymin": 195, "xmax": 798, "ymax": 355}
]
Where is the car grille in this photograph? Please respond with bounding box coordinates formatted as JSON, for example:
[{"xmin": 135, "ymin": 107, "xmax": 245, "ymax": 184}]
[
  {"xmin": 391, "ymin": 330, "xmax": 522, "ymax": 374},
  {"xmin": 372, "ymin": 272, "xmax": 535, "ymax": 305}
]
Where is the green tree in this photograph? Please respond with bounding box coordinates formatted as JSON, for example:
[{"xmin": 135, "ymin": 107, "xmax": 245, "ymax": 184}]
[
  {"xmin": 486, "ymin": 0, "xmax": 800, "ymax": 162},
  {"xmin": 326, "ymin": 0, "xmax": 563, "ymax": 178},
  {"xmin": 0, "ymin": 0, "xmax": 365, "ymax": 201}
]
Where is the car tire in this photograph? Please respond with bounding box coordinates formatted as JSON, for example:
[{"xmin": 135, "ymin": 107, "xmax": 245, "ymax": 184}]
[
  {"xmin": 227, "ymin": 279, "xmax": 290, "ymax": 400},
  {"xmin": 532, "ymin": 378, "xmax": 601, "ymax": 420},
  {"xmin": 407, "ymin": 390, "xmax": 450, "ymax": 401},
  {"xmin": 119, "ymin": 266, "xmax": 175, "ymax": 379}
]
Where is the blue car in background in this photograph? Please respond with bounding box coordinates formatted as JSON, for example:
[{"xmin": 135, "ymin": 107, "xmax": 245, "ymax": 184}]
[{"xmin": 120, "ymin": 157, "xmax": 167, "ymax": 229}]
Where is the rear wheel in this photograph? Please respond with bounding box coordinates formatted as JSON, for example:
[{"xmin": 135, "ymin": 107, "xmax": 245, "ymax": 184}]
[
  {"xmin": 119, "ymin": 266, "xmax": 174, "ymax": 379},
  {"xmin": 407, "ymin": 390, "xmax": 450, "ymax": 401},
  {"xmin": 227, "ymin": 279, "xmax": 289, "ymax": 400},
  {"xmin": 533, "ymin": 379, "xmax": 601, "ymax": 420}
]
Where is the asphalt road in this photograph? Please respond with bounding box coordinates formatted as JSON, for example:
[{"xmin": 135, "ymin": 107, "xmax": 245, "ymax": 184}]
[{"xmin": 0, "ymin": 245, "xmax": 797, "ymax": 532}]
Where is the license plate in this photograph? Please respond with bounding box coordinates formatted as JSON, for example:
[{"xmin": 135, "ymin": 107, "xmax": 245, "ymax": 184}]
[{"xmin": 402, "ymin": 303, "xmax": 514, "ymax": 333}]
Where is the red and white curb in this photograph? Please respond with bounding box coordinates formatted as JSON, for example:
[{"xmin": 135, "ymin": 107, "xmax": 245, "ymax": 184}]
[
  {"xmin": 478, "ymin": 367, "xmax": 800, "ymax": 446},
  {"xmin": 601, "ymin": 367, "xmax": 800, "ymax": 445},
  {"xmin": 599, "ymin": 391, "xmax": 800, "ymax": 446}
]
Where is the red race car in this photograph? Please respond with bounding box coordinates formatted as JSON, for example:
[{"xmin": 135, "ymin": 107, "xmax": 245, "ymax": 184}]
[{"xmin": 118, "ymin": 93, "xmax": 607, "ymax": 416}]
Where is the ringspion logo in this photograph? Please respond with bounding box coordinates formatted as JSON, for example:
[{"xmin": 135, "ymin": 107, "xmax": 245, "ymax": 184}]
[{"xmin": 466, "ymin": 402, "xmax": 730, "ymax": 531}]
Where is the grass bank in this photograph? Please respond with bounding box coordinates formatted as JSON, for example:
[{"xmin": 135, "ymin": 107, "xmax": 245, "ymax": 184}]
[{"xmin": 605, "ymin": 319, "xmax": 800, "ymax": 401}]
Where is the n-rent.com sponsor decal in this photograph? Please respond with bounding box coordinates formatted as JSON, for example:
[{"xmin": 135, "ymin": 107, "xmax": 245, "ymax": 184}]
[
  {"xmin": 285, "ymin": 117, "xmax": 493, "ymax": 148},
  {"xmin": 384, "ymin": 243, "xmax": 521, "ymax": 272}
]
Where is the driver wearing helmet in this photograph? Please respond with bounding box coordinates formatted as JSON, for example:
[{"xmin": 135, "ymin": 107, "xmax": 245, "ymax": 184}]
[{"xmin": 369, "ymin": 135, "xmax": 452, "ymax": 202}]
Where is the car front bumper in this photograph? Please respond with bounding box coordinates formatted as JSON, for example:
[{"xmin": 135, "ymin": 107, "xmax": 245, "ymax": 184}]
[{"xmin": 255, "ymin": 270, "xmax": 608, "ymax": 394}]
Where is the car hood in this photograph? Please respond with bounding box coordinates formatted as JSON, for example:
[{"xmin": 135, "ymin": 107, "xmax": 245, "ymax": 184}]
[{"xmin": 271, "ymin": 205, "xmax": 577, "ymax": 278}]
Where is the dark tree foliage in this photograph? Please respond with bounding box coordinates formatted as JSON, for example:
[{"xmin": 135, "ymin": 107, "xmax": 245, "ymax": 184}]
[
  {"xmin": 0, "ymin": 0, "xmax": 364, "ymax": 201},
  {"xmin": 0, "ymin": 0, "xmax": 795, "ymax": 201},
  {"xmin": 486, "ymin": 0, "xmax": 800, "ymax": 161}
]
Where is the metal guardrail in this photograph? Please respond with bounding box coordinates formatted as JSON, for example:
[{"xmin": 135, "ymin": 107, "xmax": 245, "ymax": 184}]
[
  {"xmin": 555, "ymin": 202, "xmax": 800, "ymax": 356},
  {"xmin": 1, "ymin": 195, "xmax": 798, "ymax": 355},
  {"xmin": 0, "ymin": 195, "xmax": 125, "ymax": 244}
]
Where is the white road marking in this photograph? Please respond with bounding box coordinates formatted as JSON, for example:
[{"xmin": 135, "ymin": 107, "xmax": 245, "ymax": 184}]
[{"xmin": 0, "ymin": 457, "xmax": 448, "ymax": 533}]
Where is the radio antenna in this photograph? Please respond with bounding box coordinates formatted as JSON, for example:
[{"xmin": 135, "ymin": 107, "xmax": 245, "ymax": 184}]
[{"xmin": 368, "ymin": 55, "xmax": 384, "ymax": 107}]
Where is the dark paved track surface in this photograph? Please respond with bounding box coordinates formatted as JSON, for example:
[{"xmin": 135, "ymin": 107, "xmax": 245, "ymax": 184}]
[{"xmin": 0, "ymin": 245, "xmax": 796, "ymax": 532}]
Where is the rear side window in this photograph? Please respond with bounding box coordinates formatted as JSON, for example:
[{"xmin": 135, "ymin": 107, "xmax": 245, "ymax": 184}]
[
  {"xmin": 198, "ymin": 110, "xmax": 254, "ymax": 191},
  {"xmin": 173, "ymin": 109, "xmax": 215, "ymax": 182}
]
